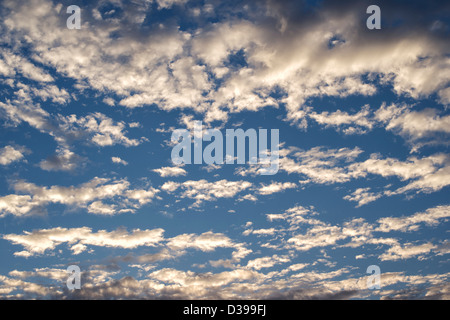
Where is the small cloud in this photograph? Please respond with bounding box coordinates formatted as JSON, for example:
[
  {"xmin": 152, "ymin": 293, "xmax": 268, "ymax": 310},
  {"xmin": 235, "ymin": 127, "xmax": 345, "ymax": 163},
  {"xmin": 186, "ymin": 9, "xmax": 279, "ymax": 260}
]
[
  {"xmin": 112, "ymin": 157, "xmax": 128, "ymax": 166},
  {"xmin": 39, "ymin": 149, "xmax": 83, "ymax": 171},
  {"xmin": 0, "ymin": 145, "xmax": 28, "ymax": 165},
  {"xmin": 103, "ymin": 97, "xmax": 115, "ymax": 106},
  {"xmin": 153, "ymin": 166, "xmax": 187, "ymax": 177},
  {"xmin": 129, "ymin": 122, "xmax": 141, "ymax": 128}
]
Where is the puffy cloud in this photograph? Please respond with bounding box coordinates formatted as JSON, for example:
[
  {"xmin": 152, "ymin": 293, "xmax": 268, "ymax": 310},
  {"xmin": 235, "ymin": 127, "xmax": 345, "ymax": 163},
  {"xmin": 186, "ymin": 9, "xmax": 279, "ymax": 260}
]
[
  {"xmin": 1, "ymin": 0, "xmax": 448, "ymax": 125},
  {"xmin": 166, "ymin": 231, "xmax": 236, "ymax": 252},
  {"xmin": 375, "ymin": 103, "xmax": 450, "ymax": 151},
  {"xmin": 0, "ymin": 98, "xmax": 143, "ymax": 149},
  {"xmin": 257, "ymin": 182, "xmax": 297, "ymax": 195},
  {"xmin": 389, "ymin": 165, "xmax": 450, "ymax": 195},
  {"xmin": 0, "ymin": 145, "xmax": 27, "ymax": 165},
  {"xmin": 376, "ymin": 205, "xmax": 450, "ymax": 233},
  {"xmin": 0, "ymin": 48, "xmax": 53, "ymax": 83},
  {"xmin": 260, "ymin": 204, "xmax": 448, "ymax": 261},
  {"xmin": 155, "ymin": 0, "xmax": 189, "ymax": 10},
  {"xmin": 2, "ymin": 226, "xmax": 247, "ymax": 261},
  {"xmin": 149, "ymin": 268, "xmax": 259, "ymax": 289},
  {"xmin": 234, "ymin": 146, "xmax": 364, "ymax": 184},
  {"xmin": 59, "ymin": 113, "xmax": 143, "ymax": 147},
  {"xmin": 266, "ymin": 205, "xmax": 323, "ymax": 228},
  {"xmin": 153, "ymin": 166, "xmax": 187, "ymax": 177},
  {"xmin": 308, "ymin": 105, "xmax": 374, "ymax": 134},
  {"xmin": 39, "ymin": 148, "xmax": 83, "ymax": 171},
  {"xmin": 1, "ymin": 263, "xmax": 449, "ymax": 300},
  {"xmin": 246, "ymin": 255, "xmax": 290, "ymax": 270},
  {"xmin": 3, "ymin": 227, "xmax": 165, "ymax": 257},
  {"xmin": 87, "ymin": 201, "xmax": 119, "ymax": 216},
  {"xmin": 380, "ymin": 243, "xmax": 437, "ymax": 261},
  {"xmin": 349, "ymin": 153, "xmax": 448, "ymax": 181},
  {"xmin": 0, "ymin": 177, "xmax": 159, "ymax": 217},
  {"xmin": 344, "ymin": 188, "xmax": 382, "ymax": 207},
  {"xmin": 162, "ymin": 179, "xmax": 252, "ymax": 206},
  {"xmin": 111, "ymin": 157, "xmax": 128, "ymax": 166},
  {"xmin": 288, "ymin": 225, "xmax": 350, "ymax": 252},
  {"xmin": 250, "ymin": 144, "xmax": 450, "ymax": 201}
]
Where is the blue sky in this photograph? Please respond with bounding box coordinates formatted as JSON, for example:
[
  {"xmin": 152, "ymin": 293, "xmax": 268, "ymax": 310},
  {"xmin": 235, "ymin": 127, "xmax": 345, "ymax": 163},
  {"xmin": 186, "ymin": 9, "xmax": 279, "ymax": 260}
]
[{"xmin": 0, "ymin": 0, "xmax": 449, "ymax": 299}]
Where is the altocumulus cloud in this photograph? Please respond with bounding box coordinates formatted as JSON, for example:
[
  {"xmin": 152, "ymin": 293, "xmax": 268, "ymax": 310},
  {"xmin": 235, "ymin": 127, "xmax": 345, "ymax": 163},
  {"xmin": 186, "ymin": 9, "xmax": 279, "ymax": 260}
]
[{"xmin": 0, "ymin": 0, "xmax": 448, "ymax": 300}]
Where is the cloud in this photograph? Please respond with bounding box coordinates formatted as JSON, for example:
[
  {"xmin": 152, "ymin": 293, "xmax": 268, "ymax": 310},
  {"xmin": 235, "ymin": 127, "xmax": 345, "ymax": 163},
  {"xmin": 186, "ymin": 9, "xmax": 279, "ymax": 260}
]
[
  {"xmin": 39, "ymin": 148, "xmax": 83, "ymax": 171},
  {"xmin": 166, "ymin": 231, "xmax": 236, "ymax": 252},
  {"xmin": 2, "ymin": 225, "xmax": 248, "ymax": 261},
  {"xmin": 389, "ymin": 165, "xmax": 450, "ymax": 195},
  {"xmin": 375, "ymin": 103, "xmax": 450, "ymax": 151},
  {"xmin": 0, "ymin": 145, "xmax": 27, "ymax": 165},
  {"xmin": 379, "ymin": 242, "xmax": 437, "ymax": 261},
  {"xmin": 257, "ymin": 182, "xmax": 297, "ymax": 195},
  {"xmin": 246, "ymin": 255, "xmax": 290, "ymax": 270},
  {"xmin": 308, "ymin": 105, "xmax": 374, "ymax": 134},
  {"xmin": 1, "ymin": 264, "xmax": 449, "ymax": 299},
  {"xmin": 0, "ymin": 48, "xmax": 53, "ymax": 83},
  {"xmin": 2, "ymin": 227, "xmax": 165, "ymax": 257},
  {"xmin": 0, "ymin": 97, "xmax": 143, "ymax": 149},
  {"xmin": 149, "ymin": 268, "xmax": 259, "ymax": 289},
  {"xmin": 60, "ymin": 113, "xmax": 143, "ymax": 147},
  {"xmin": 258, "ymin": 204, "xmax": 449, "ymax": 261},
  {"xmin": 162, "ymin": 179, "xmax": 252, "ymax": 206},
  {"xmin": 235, "ymin": 146, "xmax": 363, "ymax": 184},
  {"xmin": 0, "ymin": 177, "xmax": 159, "ymax": 217},
  {"xmin": 0, "ymin": 0, "xmax": 448, "ymax": 301},
  {"xmin": 111, "ymin": 157, "xmax": 128, "ymax": 166},
  {"xmin": 287, "ymin": 225, "xmax": 350, "ymax": 252},
  {"xmin": 376, "ymin": 205, "xmax": 450, "ymax": 232},
  {"xmin": 344, "ymin": 188, "xmax": 382, "ymax": 207},
  {"xmin": 1, "ymin": 0, "xmax": 448, "ymax": 125},
  {"xmin": 153, "ymin": 166, "xmax": 187, "ymax": 177}
]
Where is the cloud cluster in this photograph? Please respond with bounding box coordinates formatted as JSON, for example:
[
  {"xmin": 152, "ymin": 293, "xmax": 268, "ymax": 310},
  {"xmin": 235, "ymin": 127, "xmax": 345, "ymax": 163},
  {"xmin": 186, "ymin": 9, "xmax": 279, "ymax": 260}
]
[
  {"xmin": 238, "ymin": 145, "xmax": 450, "ymax": 204},
  {"xmin": 1, "ymin": 0, "xmax": 448, "ymax": 125},
  {"xmin": 162, "ymin": 179, "xmax": 252, "ymax": 206},
  {"xmin": 0, "ymin": 177, "xmax": 159, "ymax": 217},
  {"xmin": 3, "ymin": 227, "xmax": 244, "ymax": 262},
  {"xmin": 257, "ymin": 204, "xmax": 450, "ymax": 261}
]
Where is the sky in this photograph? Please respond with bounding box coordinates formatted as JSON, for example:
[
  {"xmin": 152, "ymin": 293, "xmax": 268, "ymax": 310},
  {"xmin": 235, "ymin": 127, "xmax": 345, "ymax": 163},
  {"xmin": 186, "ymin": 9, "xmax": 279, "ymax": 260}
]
[{"xmin": 0, "ymin": 0, "xmax": 449, "ymax": 300}]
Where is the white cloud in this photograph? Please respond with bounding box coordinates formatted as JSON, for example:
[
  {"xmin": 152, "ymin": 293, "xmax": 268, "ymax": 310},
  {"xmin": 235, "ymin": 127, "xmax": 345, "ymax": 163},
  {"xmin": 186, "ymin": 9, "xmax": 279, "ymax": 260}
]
[
  {"xmin": 153, "ymin": 166, "xmax": 187, "ymax": 177},
  {"xmin": 166, "ymin": 231, "xmax": 236, "ymax": 252},
  {"xmin": 39, "ymin": 148, "xmax": 83, "ymax": 171},
  {"xmin": 377, "ymin": 205, "xmax": 450, "ymax": 233},
  {"xmin": 0, "ymin": 177, "xmax": 159, "ymax": 217},
  {"xmin": 308, "ymin": 105, "xmax": 374, "ymax": 134},
  {"xmin": 375, "ymin": 103, "xmax": 450, "ymax": 151},
  {"xmin": 3, "ymin": 227, "xmax": 165, "ymax": 257},
  {"xmin": 60, "ymin": 113, "xmax": 143, "ymax": 147},
  {"xmin": 344, "ymin": 188, "xmax": 382, "ymax": 207},
  {"xmin": 162, "ymin": 179, "xmax": 252, "ymax": 206},
  {"xmin": 246, "ymin": 255, "xmax": 290, "ymax": 270},
  {"xmin": 389, "ymin": 165, "xmax": 450, "ymax": 195},
  {"xmin": 380, "ymin": 243, "xmax": 437, "ymax": 261},
  {"xmin": 111, "ymin": 157, "xmax": 128, "ymax": 166},
  {"xmin": 0, "ymin": 145, "xmax": 27, "ymax": 165},
  {"xmin": 257, "ymin": 182, "xmax": 297, "ymax": 195},
  {"xmin": 266, "ymin": 205, "xmax": 323, "ymax": 227},
  {"xmin": 1, "ymin": 0, "xmax": 447, "ymax": 127},
  {"xmin": 0, "ymin": 97, "xmax": 143, "ymax": 149}
]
